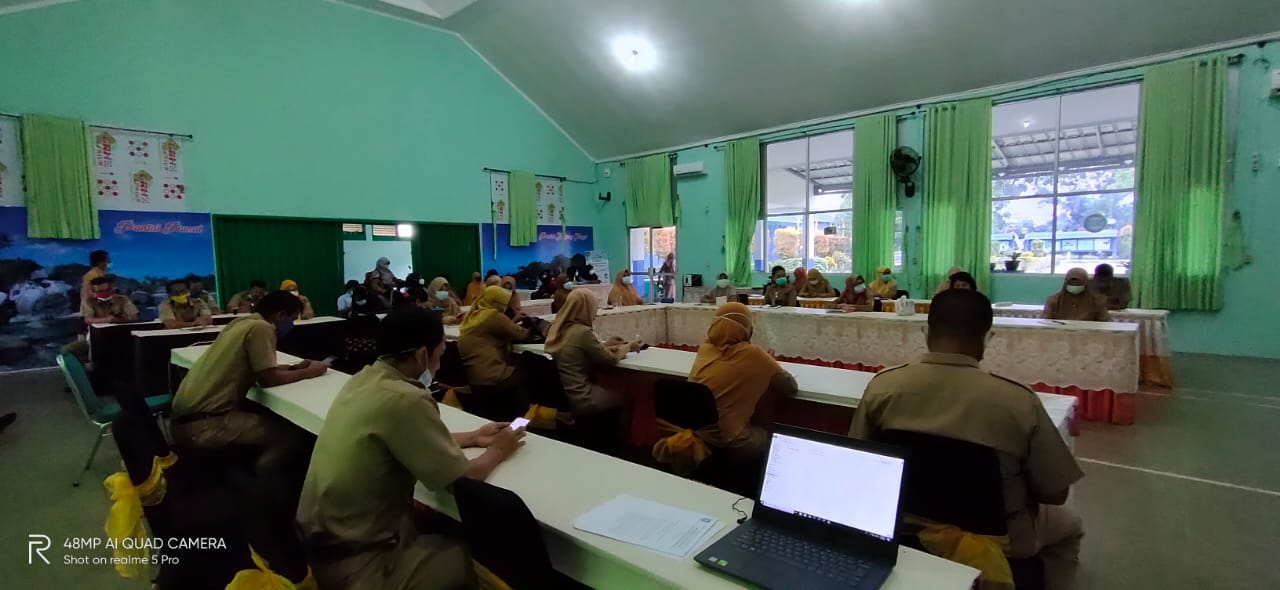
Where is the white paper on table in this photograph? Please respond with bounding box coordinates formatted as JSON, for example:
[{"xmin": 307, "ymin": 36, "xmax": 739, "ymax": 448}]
[{"xmin": 572, "ymin": 495, "xmax": 724, "ymax": 559}]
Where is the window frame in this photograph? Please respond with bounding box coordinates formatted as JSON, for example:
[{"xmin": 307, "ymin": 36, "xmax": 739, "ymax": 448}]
[{"xmin": 761, "ymin": 130, "xmax": 855, "ymax": 275}]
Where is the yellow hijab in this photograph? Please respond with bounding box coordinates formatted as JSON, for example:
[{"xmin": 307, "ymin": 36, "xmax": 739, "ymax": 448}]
[
  {"xmin": 459, "ymin": 285, "xmax": 513, "ymax": 337},
  {"xmin": 869, "ymin": 265, "xmax": 898, "ymax": 298},
  {"xmin": 799, "ymin": 269, "xmax": 835, "ymax": 297},
  {"xmin": 544, "ymin": 289, "xmax": 597, "ymax": 354},
  {"xmin": 463, "ymin": 272, "xmax": 484, "ymax": 306},
  {"xmin": 689, "ymin": 302, "xmax": 781, "ymax": 440},
  {"xmin": 609, "ymin": 270, "xmax": 644, "ymax": 306}
]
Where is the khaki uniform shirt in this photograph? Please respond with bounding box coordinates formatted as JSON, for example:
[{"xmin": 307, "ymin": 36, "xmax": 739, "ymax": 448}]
[
  {"xmin": 848, "ymin": 352, "xmax": 1083, "ymax": 557},
  {"xmin": 763, "ymin": 283, "xmax": 797, "ymax": 306},
  {"xmin": 194, "ymin": 292, "xmax": 221, "ymax": 314},
  {"xmin": 81, "ymin": 295, "xmax": 138, "ymax": 322},
  {"xmin": 1089, "ymin": 277, "xmax": 1132, "ymax": 311},
  {"xmin": 171, "ymin": 316, "xmax": 277, "ymax": 417},
  {"xmin": 80, "ymin": 267, "xmax": 106, "ymax": 302},
  {"xmin": 549, "ymin": 324, "xmax": 625, "ymax": 414},
  {"xmin": 226, "ymin": 290, "xmax": 262, "ymax": 314},
  {"xmin": 159, "ymin": 299, "xmax": 210, "ymax": 324},
  {"xmin": 297, "ymin": 360, "xmax": 468, "ymax": 548},
  {"xmin": 458, "ymin": 313, "xmax": 529, "ymax": 386}
]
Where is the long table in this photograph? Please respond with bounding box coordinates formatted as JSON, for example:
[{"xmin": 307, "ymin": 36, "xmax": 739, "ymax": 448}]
[
  {"xmin": 87, "ymin": 313, "xmax": 239, "ymax": 396},
  {"xmin": 169, "ymin": 346, "xmax": 980, "ymax": 590}
]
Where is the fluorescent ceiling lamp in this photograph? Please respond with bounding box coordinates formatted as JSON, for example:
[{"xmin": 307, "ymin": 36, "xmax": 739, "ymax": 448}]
[
  {"xmin": 611, "ymin": 35, "xmax": 657, "ymax": 72},
  {"xmin": 396, "ymin": 224, "xmax": 415, "ymax": 238}
]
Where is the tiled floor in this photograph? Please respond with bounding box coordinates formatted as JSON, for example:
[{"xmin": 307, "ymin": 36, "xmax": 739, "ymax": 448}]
[{"xmin": 1, "ymin": 353, "xmax": 1277, "ymax": 589}]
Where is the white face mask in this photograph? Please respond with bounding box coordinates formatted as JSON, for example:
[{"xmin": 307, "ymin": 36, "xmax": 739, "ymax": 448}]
[
  {"xmin": 288, "ymin": 290, "xmax": 300, "ymax": 297},
  {"xmin": 853, "ymin": 284, "xmax": 867, "ymax": 294},
  {"xmin": 808, "ymin": 279, "xmax": 819, "ymax": 285},
  {"xmin": 621, "ymin": 276, "xmax": 632, "ymax": 285},
  {"xmin": 354, "ymin": 299, "xmax": 367, "ymax": 306},
  {"xmin": 716, "ymin": 279, "xmax": 730, "ymax": 288},
  {"xmin": 1066, "ymin": 284, "xmax": 1086, "ymax": 295},
  {"xmin": 419, "ymin": 370, "xmax": 432, "ymax": 386},
  {"xmin": 436, "ymin": 290, "xmax": 449, "ymax": 300}
]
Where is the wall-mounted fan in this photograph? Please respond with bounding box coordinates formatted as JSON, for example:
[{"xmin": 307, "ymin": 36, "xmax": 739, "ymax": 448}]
[{"xmin": 890, "ymin": 146, "xmax": 921, "ymax": 197}]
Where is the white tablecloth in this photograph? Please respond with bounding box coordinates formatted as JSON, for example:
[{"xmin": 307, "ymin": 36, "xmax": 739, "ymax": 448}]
[{"xmin": 992, "ymin": 303, "xmax": 1172, "ymax": 386}]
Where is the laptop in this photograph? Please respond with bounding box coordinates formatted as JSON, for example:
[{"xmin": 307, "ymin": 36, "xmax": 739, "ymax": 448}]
[{"xmin": 695, "ymin": 425, "xmax": 907, "ymax": 590}]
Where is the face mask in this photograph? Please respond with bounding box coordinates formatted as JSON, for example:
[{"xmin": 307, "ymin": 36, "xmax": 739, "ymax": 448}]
[
  {"xmin": 171, "ymin": 294, "xmax": 190, "ymax": 305},
  {"xmin": 563, "ymin": 282, "xmax": 574, "ymax": 290},
  {"xmin": 419, "ymin": 370, "xmax": 433, "ymax": 386},
  {"xmin": 621, "ymin": 276, "xmax": 633, "ymax": 285},
  {"xmin": 882, "ymin": 274, "xmax": 893, "ymax": 282},
  {"xmin": 1066, "ymin": 284, "xmax": 1086, "ymax": 295},
  {"xmin": 853, "ymin": 284, "xmax": 867, "ymax": 294},
  {"xmin": 436, "ymin": 290, "xmax": 449, "ymax": 300},
  {"xmin": 808, "ymin": 279, "xmax": 819, "ymax": 285},
  {"xmin": 275, "ymin": 317, "xmax": 295, "ymax": 338},
  {"xmin": 716, "ymin": 279, "xmax": 730, "ymax": 289},
  {"xmin": 774, "ymin": 277, "xmax": 788, "ymax": 286},
  {"xmin": 288, "ymin": 290, "xmax": 300, "ymax": 297},
  {"xmin": 354, "ymin": 299, "xmax": 367, "ymax": 306},
  {"xmin": 95, "ymin": 292, "xmax": 113, "ymax": 302}
]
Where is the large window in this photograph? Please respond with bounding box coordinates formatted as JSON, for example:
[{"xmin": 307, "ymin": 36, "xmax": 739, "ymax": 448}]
[
  {"xmin": 756, "ymin": 130, "xmax": 855, "ymax": 274},
  {"xmin": 991, "ymin": 84, "xmax": 1139, "ymax": 275}
]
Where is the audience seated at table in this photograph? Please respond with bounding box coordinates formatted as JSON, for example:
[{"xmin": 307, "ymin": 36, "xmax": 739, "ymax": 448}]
[
  {"xmin": 798, "ymin": 268, "xmax": 838, "ymax": 297},
  {"xmin": 227, "ymin": 279, "xmax": 267, "ymax": 314},
  {"xmin": 159, "ymin": 279, "xmax": 212, "ymax": 328},
  {"xmin": 551, "ymin": 273, "xmax": 573, "ymax": 313},
  {"xmin": 298, "ymin": 307, "xmax": 525, "ymax": 590},
  {"xmin": 687, "ymin": 302, "xmax": 798, "ymax": 462},
  {"xmin": 530, "ymin": 270, "xmax": 557, "ymax": 300},
  {"xmin": 484, "ymin": 269, "xmax": 502, "ymax": 288},
  {"xmin": 280, "ymin": 279, "xmax": 316, "ymax": 320},
  {"xmin": 848, "ymin": 289, "xmax": 1084, "ymax": 589},
  {"xmin": 701, "ymin": 272, "xmax": 737, "ymax": 303},
  {"xmin": 462, "ymin": 271, "xmax": 484, "ymax": 305},
  {"xmin": 947, "ymin": 271, "xmax": 977, "ymax": 292},
  {"xmin": 334, "ymin": 287, "xmax": 381, "ymax": 373},
  {"xmin": 1089, "ymin": 263, "xmax": 1131, "ymax": 310},
  {"xmin": 792, "ymin": 267, "xmax": 807, "ymax": 287},
  {"xmin": 868, "ymin": 266, "xmax": 900, "ymax": 299},
  {"xmin": 1043, "ymin": 268, "xmax": 1110, "ymax": 321},
  {"xmin": 501, "ymin": 275, "xmax": 523, "ymax": 317},
  {"xmin": 763, "ymin": 266, "xmax": 798, "ymax": 307},
  {"xmin": 835, "ymin": 274, "xmax": 871, "ymax": 310},
  {"xmin": 336, "ymin": 280, "xmax": 360, "ymax": 318},
  {"xmin": 607, "ymin": 269, "xmax": 644, "ymax": 306},
  {"xmin": 186, "ymin": 273, "xmax": 221, "ymax": 314},
  {"xmin": 458, "ymin": 286, "xmax": 538, "ymax": 421},
  {"xmin": 169, "ymin": 291, "xmax": 329, "ymax": 518},
  {"xmin": 64, "ymin": 275, "xmax": 139, "ymax": 362},
  {"xmin": 424, "ymin": 277, "xmax": 465, "ymax": 324},
  {"xmin": 933, "ymin": 266, "xmax": 964, "ymax": 296}
]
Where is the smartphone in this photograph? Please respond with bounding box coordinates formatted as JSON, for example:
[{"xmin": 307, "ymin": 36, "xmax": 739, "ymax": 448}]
[{"xmin": 509, "ymin": 417, "xmax": 530, "ymax": 431}]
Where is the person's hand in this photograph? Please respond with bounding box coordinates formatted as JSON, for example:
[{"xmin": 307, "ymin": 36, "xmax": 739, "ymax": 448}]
[
  {"xmin": 291, "ymin": 359, "xmax": 312, "ymax": 370},
  {"xmin": 471, "ymin": 422, "xmax": 510, "ymax": 447},
  {"xmin": 629, "ymin": 339, "xmax": 643, "ymax": 352},
  {"xmin": 196, "ymin": 315, "xmax": 212, "ymax": 326},
  {"xmin": 488, "ymin": 426, "xmax": 526, "ymax": 459},
  {"xmin": 605, "ymin": 335, "xmax": 625, "ymax": 347},
  {"xmin": 305, "ymin": 361, "xmax": 329, "ymax": 377}
]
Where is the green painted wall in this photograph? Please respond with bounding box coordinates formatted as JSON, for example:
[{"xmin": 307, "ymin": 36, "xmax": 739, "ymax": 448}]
[{"xmin": 0, "ymin": 0, "xmax": 597, "ymax": 226}]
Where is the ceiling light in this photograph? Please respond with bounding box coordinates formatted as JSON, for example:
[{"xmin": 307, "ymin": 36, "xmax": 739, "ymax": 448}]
[
  {"xmin": 396, "ymin": 224, "xmax": 415, "ymax": 238},
  {"xmin": 612, "ymin": 35, "xmax": 657, "ymax": 72}
]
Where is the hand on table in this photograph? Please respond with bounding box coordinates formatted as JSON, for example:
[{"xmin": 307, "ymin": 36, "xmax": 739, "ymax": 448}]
[
  {"xmin": 488, "ymin": 426, "xmax": 526, "ymax": 459},
  {"xmin": 196, "ymin": 315, "xmax": 213, "ymax": 326},
  {"xmin": 629, "ymin": 339, "xmax": 644, "ymax": 352},
  {"xmin": 471, "ymin": 422, "xmax": 511, "ymax": 447},
  {"xmin": 605, "ymin": 336, "xmax": 626, "ymax": 347},
  {"xmin": 303, "ymin": 361, "xmax": 329, "ymax": 377}
]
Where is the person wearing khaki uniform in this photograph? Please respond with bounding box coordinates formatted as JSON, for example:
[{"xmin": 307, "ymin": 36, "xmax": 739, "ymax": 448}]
[
  {"xmin": 227, "ymin": 279, "xmax": 268, "ymax": 314},
  {"xmin": 80, "ymin": 249, "xmax": 110, "ymax": 303},
  {"xmin": 298, "ymin": 308, "xmax": 524, "ymax": 590},
  {"xmin": 65, "ymin": 276, "xmax": 138, "ymax": 362},
  {"xmin": 158, "ymin": 279, "xmax": 212, "ymax": 328},
  {"xmin": 848, "ymin": 289, "xmax": 1084, "ymax": 590}
]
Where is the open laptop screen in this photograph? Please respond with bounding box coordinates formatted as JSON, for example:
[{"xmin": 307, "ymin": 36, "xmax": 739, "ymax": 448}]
[{"xmin": 758, "ymin": 432, "xmax": 905, "ymax": 541}]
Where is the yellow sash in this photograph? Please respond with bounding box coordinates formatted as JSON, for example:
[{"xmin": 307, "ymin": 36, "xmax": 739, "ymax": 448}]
[
  {"xmin": 103, "ymin": 454, "xmax": 175, "ymax": 578},
  {"xmin": 224, "ymin": 547, "xmax": 316, "ymax": 590},
  {"xmin": 651, "ymin": 418, "xmax": 719, "ymax": 475},
  {"xmin": 903, "ymin": 514, "xmax": 1014, "ymax": 590}
]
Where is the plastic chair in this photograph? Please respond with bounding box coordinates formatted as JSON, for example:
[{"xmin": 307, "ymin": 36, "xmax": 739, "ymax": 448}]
[
  {"xmin": 875, "ymin": 429, "xmax": 1045, "ymax": 590},
  {"xmin": 57, "ymin": 353, "xmax": 172, "ymax": 487}
]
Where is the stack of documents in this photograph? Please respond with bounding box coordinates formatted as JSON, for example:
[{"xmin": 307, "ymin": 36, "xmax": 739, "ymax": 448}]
[{"xmin": 572, "ymin": 495, "xmax": 725, "ymax": 559}]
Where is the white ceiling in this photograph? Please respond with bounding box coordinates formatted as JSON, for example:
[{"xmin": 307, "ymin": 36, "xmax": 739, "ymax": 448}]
[{"xmin": 375, "ymin": 0, "xmax": 475, "ymax": 20}]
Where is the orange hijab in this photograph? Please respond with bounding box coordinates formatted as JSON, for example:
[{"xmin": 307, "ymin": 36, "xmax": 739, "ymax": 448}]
[
  {"xmin": 689, "ymin": 302, "xmax": 781, "ymax": 440},
  {"xmin": 609, "ymin": 270, "xmax": 644, "ymax": 306},
  {"xmin": 544, "ymin": 289, "xmax": 597, "ymax": 354},
  {"xmin": 463, "ymin": 272, "xmax": 484, "ymax": 306}
]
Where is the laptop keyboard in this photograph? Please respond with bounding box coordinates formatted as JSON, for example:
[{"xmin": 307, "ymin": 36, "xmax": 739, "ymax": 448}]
[{"xmin": 731, "ymin": 526, "xmax": 874, "ymax": 587}]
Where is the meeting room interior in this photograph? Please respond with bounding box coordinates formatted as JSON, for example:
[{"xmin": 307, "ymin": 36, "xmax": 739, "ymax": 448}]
[{"xmin": 1, "ymin": 1, "xmax": 1278, "ymax": 589}]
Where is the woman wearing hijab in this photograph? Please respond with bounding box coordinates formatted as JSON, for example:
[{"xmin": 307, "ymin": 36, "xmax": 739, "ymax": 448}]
[
  {"xmin": 463, "ymin": 272, "xmax": 485, "ymax": 306},
  {"xmin": 531, "ymin": 271, "xmax": 557, "ymax": 300},
  {"xmin": 689, "ymin": 302, "xmax": 798, "ymax": 459},
  {"xmin": 798, "ymin": 268, "xmax": 837, "ymax": 297},
  {"xmin": 792, "ymin": 267, "xmax": 808, "ymax": 288},
  {"xmin": 701, "ymin": 272, "xmax": 737, "ymax": 303},
  {"xmin": 551, "ymin": 273, "xmax": 574, "ymax": 313},
  {"xmin": 763, "ymin": 266, "xmax": 798, "ymax": 307},
  {"xmin": 500, "ymin": 275, "xmax": 523, "ymax": 317},
  {"xmin": 545, "ymin": 289, "xmax": 638, "ymax": 419},
  {"xmin": 933, "ymin": 266, "xmax": 964, "ymax": 296},
  {"xmin": 948, "ymin": 271, "xmax": 977, "ymax": 292},
  {"xmin": 1043, "ymin": 267, "xmax": 1111, "ymax": 321},
  {"xmin": 835, "ymin": 275, "xmax": 871, "ymax": 310},
  {"xmin": 457, "ymin": 286, "xmax": 532, "ymax": 419},
  {"xmin": 425, "ymin": 277, "xmax": 465, "ymax": 324},
  {"xmin": 280, "ymin": 280, "xmax": 315, "ymax": 320},
  {"xmin": 868, "ymin": 266, "xmax": 899, "ymax": 299},
  {"xmin": 608, "ymin": 269, "xmax": 644, "ymax": 307}
]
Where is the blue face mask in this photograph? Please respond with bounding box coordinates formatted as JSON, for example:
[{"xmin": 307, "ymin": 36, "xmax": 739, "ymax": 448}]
[
  {"xmin": 1066, "ymin": 284, "xmax": 1086, "ymax": 295},
  {"xmin": 436, "ymin": 290, "xmax": 449, "ymax": 300},
  {"xmin": 275, "ymin": 316, "xmax": 295, "ymax": 338},
  {"xmin": 563, "ymin": 282, "xmax": 575, "ymax": 290},
  {"xmin": 882, "ymin": 274, "xmax": 893, "ymax": 282},
  {"xmin": 774, "ymin": 277, "xmax": 788, "ymax": 286}
]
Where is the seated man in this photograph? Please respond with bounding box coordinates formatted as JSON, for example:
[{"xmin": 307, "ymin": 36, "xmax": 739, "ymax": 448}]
[
  {"xmin": 169, "ymin": 291, "xmax": 329, "ymax": 512},
  {"xmin": 298, "ymin": 308, "xmax": 525, "ymax": 590},
  {"xmin": 848, "ymin": 289, "xmax": 1084, "ymax": 590},
  {"xmin": 186, "ymin": 274, "xmax": 221, "ymax": 314},
  {"xmin": 81, "ymin": 276, "xmax": 138, "ymax": 325},
  {"xmin": 158, "ymin": 279, "xmax": 212, "ymax": 329},
  {"xmin": 227, "ymin": 279, "xmax": 268, "ymax": 314},
  {"xmin": 1089, "ymin": 263, "xmax": 1131, "ymax": 310}
]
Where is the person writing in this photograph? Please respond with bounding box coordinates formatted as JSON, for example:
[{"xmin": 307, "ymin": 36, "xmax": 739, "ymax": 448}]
[
  {"xmin": 607, "ymin": 269, "xmax": 644, "ymax": 306},
  {"xmin": 80, "ymin": 249, "xmax": 111, "ymax": 303},
  {"xmin": 186, "ymin": 274, "xmax": 221, "ymax": 314},
  {"xmin": 457, "ymin": 286, "xmax": 532, "ymax": 420},
  {"xmin": 848, "ymin": 289, "xmax": 1084, "ymax": 589},
  {"xmin": 227, "ymin": 279, "xmax": 267, "ymax": 314},
  {"xmin": 1043, "ymin": 268, "xmax": 1110, "ymax": 321},
  {"xmin": 701, "ymin": 272, "xmax": 737, "ymax": 304},
  {"xmin": 280, "ymin": 280, "xmax": 316, "ymax": 320},
  {"xmin": 688, "ymin": 302, "xmax": 797, "ymax": 460},
  {"xmin": 545, "ymin": 289, "xmax": 638, "ymax": 450},
  {"xmin": 835, "ymin": 275, "xmax": 871, "ymax": 311},
  {"xmin": 1089, "ymin": 263, "xmax": 1131, "ymax": 310},
  {"xmin": 798, "ymin": 268, "xmax": 837, "ymax": 297},
  {"xmin": 868, "ymin": 266, "xmax": 899, "ymax": 299},
  {"xmin": 159, "ymin": 279, "xmax": 212, "ymax": 328},
  {"xmin": 763, "ymin": 266, "xmax": 797, "ymax": 307},
  {"xmin": 298, "ymin": 308, "xmax": 525, "ymax": 590}
]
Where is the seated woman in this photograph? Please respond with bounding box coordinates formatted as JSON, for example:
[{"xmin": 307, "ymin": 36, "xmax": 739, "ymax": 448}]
[
  {"xmin": 501, "ymin": 275, "xmax": 523, "ymax": 317},
  {"xmin": 688, "ymin": 302, "xmax": 798, "ymax": 460},
  {"xmin": 867, "ymin": 266, "xmax": 899, "ymax": 299},
  {"xmin": 551, "ymin": 273, "xmax": 573, "ymax": 313},
  {"xmin": 948, "ymin": 271, "xmax": 977, "ymax": 292},
  {"xmin": 792, "ymin": 267, "xmax": 808, "ymax": 288},
  {"xmin": 457, "ymin": 286, "xmax": 533, "ymax": 420},
  {"xmin": 545, "ymin": 289, "xmax": 639, "ymax": 449},
  {"xmin": 835, "ymin": 275, "xmax": 871, "ymax": 310},
  {"xmin": 932, "ymin": 266, "xmax": 964, "ymax": 296},
  {"xmin": 798, "ymin": 268, "xmax": 837, "ymax": 298},
  {"xmin": 1043, "ymin": 267, "xmax": 1110, "ymax": 321},
  {"xmin": 463, "ymin": 271, "xmax": 485, "ymax": 305},
  {"xmin": 607, "ymin": 269, "xmax": 644, "ymax": 306},
  {"xmin": 701, "ymin": 272, "xmax": 737, "ymax": 303},
  {"xmin": 531, "ymin": 270, "xmax": 557, "ymax": 300},
  {"xmin": 426, "ymin": 277, "xmax": 465, "ymax": 324},
  {"xmin": 763, "ymin": 265, "xmax": 798, "ymax": 307}
]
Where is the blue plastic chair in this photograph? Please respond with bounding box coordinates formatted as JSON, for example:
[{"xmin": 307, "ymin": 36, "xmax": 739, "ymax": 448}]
[{"xmin": 56, "ymin": 353, "xmax": 173, "ymax": 487}]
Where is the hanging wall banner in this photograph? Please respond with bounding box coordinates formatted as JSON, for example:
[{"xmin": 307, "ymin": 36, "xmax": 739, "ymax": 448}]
[
  {"xmin": 490, "ymin": 172, "xmax": 564, "ymax": 225},
  {"xmin": 490, "ymin": 171, "xmax": 509, "ymax": 223},
  {"xmin": 0, "ymin": 116, "xmax": 23, "ymax": 207},
  {"xmin": 91, "ymin": 127, "xmax": 189, "ymax": 212},
  {"xmin": 0, "ymin": 207, "xmax": 215, "ymax": 371},
  {"xmin": 480, "ymin": 224, "xmax": 594, "ymax": 288}
]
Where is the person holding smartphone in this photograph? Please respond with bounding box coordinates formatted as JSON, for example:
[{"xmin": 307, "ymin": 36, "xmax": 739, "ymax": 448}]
[{"xmin": 298, "ymin": 307, "xmax": 525, "ymax": 590}]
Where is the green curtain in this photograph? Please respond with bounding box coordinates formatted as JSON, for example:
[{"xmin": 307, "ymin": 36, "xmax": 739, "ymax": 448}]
[
  {"xmin": 21, "ymin": 114, "xmax": 98, "ymax": 239},
  {"xmin": 921, "ymin": 98, "xmax": 992, "ymax": 293},
  {"xmin": 724, "ymin": 137, "xmax": 761, "ymax": 285},
  {"xmin": 213, "ymin": 216, "xmax": 344, "ymax": 315},
  {"xmin": 853, "ymin": 114, "xmax": 898, "ymax": 278},
  {"xmin": 509, "ymin": 171, "xmax": 537, "ymax": 247},
  {"xmin": 624, "ymin": 154, "xmax": 674, "ymax": 227},
  {"xmin": 412, "ymin": 223, "xmax": 480, "ymax": 290},
  {"xmin": 1131, "ymin": 56, "xmax": 1228, "ymax": 311}
]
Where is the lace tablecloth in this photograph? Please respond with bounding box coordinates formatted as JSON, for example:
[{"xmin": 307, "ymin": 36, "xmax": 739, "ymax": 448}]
[
  {"xmin": 520, "ymin": 299, "xmax": 553, "ymax": 318},
  {"xmin": 585, "ymin": 305, "xmax": 669, "ymax": 346},
  {"xmin": 991, "ymin": 304, "xmax": 1172, "ymax": 387}
]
